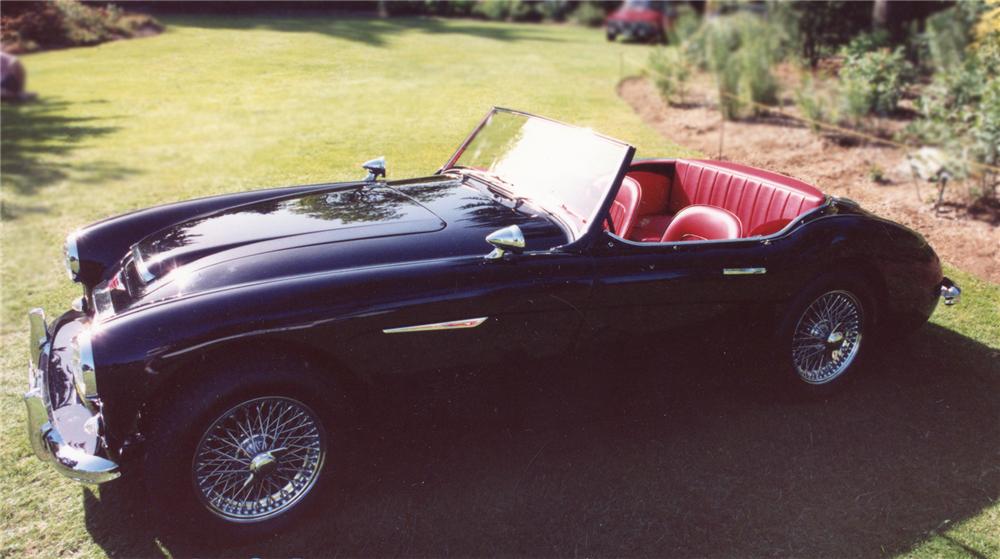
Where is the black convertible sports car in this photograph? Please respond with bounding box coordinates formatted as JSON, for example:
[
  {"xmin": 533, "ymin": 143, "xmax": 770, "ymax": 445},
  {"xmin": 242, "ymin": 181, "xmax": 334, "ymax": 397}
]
[{"xmin": 25, "ymin": 108, "xmax": 959, "ymax": 536}]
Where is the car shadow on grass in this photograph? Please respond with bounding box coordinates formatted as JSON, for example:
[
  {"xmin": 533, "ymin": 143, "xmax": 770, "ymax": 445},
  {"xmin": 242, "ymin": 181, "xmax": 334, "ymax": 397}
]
[
  {"xmin": 164, "ymin": 14, "xmax": 570, "ymax": 48},
  {"xmin": 84, "ymin": 323, "xmax": 998, "ymax": 557},
  {"xmin": 1, "ymin": 97, "xmax": 135, "ymax": 219}
]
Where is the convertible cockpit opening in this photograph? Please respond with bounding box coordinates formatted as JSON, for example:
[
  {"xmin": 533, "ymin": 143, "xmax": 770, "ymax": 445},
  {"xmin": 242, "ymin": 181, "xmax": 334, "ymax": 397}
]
[{"xmin": 608, "ymin": 158, "xmax": 826, "ymax": 243}]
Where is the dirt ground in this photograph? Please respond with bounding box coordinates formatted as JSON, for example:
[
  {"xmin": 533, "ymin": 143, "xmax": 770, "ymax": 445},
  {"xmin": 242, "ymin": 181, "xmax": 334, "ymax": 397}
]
[{"xmin": 619, "ymin": 76, "xmax": 1000, "ymax": 284}]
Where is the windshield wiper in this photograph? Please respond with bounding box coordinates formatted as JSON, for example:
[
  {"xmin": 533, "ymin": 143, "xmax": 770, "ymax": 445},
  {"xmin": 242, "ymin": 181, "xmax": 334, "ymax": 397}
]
[
  {"xmin": 559, "ymin": 204, "xmax": 586, "ymax": 223},
  {"xmin": 455, "ymin": 168, "xmax": 521, "ymax": 201}
]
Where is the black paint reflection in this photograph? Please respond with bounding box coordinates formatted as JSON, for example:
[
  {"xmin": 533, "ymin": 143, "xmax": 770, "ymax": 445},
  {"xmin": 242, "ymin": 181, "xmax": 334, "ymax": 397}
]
[{"xmin": 137, "ymin": 185, "xmax": 446, "ymax": 261}]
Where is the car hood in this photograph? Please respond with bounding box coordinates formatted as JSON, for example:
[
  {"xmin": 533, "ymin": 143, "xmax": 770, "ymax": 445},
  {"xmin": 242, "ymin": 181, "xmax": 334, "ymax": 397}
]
[
  {"xmin": 109, "ymin": 176, "xmax": 566, "ymax": 314},
  {"xmin": 133, "ymin": 185, "xmax": 446, "ymax": 282}
]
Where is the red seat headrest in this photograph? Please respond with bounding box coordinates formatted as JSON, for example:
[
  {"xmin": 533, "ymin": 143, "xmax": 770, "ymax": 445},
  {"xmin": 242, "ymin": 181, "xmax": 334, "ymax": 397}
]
[{"xmin": 661, "ymin": 204, "xmax": 743, "ymax": 242}]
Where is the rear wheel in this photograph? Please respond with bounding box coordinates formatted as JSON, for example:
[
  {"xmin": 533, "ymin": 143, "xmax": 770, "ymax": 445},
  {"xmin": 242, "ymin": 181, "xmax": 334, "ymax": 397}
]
[
  {"xmin": 773, "ymin": 274, "xmax": 875, "ymax": 397},
  {"xmin": 790, "ymin": 290, "xmax": 864, "ymax": 384}
]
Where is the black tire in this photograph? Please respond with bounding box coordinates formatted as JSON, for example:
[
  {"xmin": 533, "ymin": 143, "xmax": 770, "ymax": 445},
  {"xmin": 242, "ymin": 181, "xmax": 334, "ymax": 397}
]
[
  {"xmin": 771, "ymin": 272, "xmax": 876, "ymax": 398},
  {"xmin": 142, "ymin": 352, "xmax": 349, "ymax": 540},
  {"xmin": 606, "ymin": 32, "xmax": 617, "ymax": 42}
]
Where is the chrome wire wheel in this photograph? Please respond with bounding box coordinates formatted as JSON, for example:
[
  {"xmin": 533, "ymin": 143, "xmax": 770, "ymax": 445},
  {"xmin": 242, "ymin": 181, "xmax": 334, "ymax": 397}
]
[
  {"xmin": 791, "ymin": 290, "xmax": 864, "ymax": 385},
  {"xmin": 192, "ymin": 396, "xmax": 326, "ymax": 523}
]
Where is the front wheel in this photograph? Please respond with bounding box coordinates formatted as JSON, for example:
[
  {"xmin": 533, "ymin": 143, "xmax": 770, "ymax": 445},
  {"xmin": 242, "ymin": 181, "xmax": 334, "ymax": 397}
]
[
  {"xmin": 143, "ymin": 356, "xmax": 343, "ymax": 539},
  {"xmin": 773, "ymin": 274, "xmax": 874, "ymax": 396},
  {"xmin": 191, "ymin": 396, "xmax": 327, "ymax": 524}
]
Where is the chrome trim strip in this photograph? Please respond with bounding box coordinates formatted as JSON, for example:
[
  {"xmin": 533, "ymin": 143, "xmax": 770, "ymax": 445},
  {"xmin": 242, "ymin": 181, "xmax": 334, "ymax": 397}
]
[
  {"xmin": 723, "ymin": 267, "xmax": 767, "ymax": 275},
  {"xmin": 28, "ymin": 308, "xmax": 48, "ymax": 371},
  {"xmin": 131, "ymin": 246, "xmax": 155, "ymax": 284},
  {"xmin": 383, "ymin": 316, "xmax": 488, "ymax": 334},
  {"xmin": 71, "ymin": 331, "xmax": 99, "ymax": 402}
]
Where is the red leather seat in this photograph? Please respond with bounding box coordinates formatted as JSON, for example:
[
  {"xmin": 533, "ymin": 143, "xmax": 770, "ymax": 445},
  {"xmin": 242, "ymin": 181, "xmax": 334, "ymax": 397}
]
[
  {"xmin": 608, "ymin": 176, "xmax": 642, "ymax": 239},
  {"xmin": 661, "ymin": 205, "xmax": 742, "ymax": 242},
  {"xmin": 624, "ymin": 170, "xmax": 672, "ymax": 241},
  {"xmin": 671, "ymin": 160, "xmax": 824, "ymax": 237}
]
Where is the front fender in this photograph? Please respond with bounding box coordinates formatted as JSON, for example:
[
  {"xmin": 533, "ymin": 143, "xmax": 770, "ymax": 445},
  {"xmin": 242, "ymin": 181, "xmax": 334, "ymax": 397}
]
[{"xmin": 90, "ymin": 255, "xmax": 485, "ymax": 448}]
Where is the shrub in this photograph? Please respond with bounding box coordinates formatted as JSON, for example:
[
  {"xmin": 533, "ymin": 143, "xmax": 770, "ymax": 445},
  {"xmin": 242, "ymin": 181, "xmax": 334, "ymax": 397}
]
[
  {"xmin": 55, "ymin": 0, "xmax": 121, "ymax": 45},
  {"xmin": 972, "ymin": 78, "xmax": 1000, "ymax": 201},
  {"xmin": 868, "ymin": 164, "xmax": 888, "ymax": 184},
  {"xmin": 839, "ymin": 29, "xmax": 890, "ymax": 59},
  {"xmin": 921, "ymin": 1, "xmax": 987, "ymax": 71},
  {"xmin": 571, "ymin": 2, "xmax": 606, "ymax": 28},
  {"xmin": 974, "ymin": 0, "xmax": 1000, "ymax": 60},
  {"xmin": 906, "ymin": 48, "xmax": 999, "ymax": 204},
  {"xmin": 0, "ymin": 3, "xmax": 64, "ymax": 52},
  {"xmin": 538, "ymin": 0, "xmax": 571, "ymax": 22},
  {"xmin": 716, "ymin": 57, "xmax": 742, "ymax": 120},
  {"xmin": 736, "ymin": 27, "xmax": 779, "ymax": 111},
  {"xmin": 0, "ymin": 0, "xmax": 161, "ymax": 53},
  {"xmin": 421, "ymin": 1, "xmax": 477, "ymax": 16},
  {"xmin": 666, "ymin": 4, "xmax": 700, "ymax": 45},
  {"xmin": 795, "ymin": 75, "xmax": 840, "ymax": 132},
  {"xmin": 779, "ymin": 1, "xmax": 873, "ymax": 67},
  {"xmin": 515, "ymin": 1, "xmax": 547, "ymax": 22},
  {"xmin": 647, "ymin": 47, "xmax": 691, "ymax": 105},
  {"xmin": 695, "ymin": 13, "xmax": 742, "ymax": 72},
  {"xmin": 688, "ymin": 12, "xmax": 782, "ymax": 119},
  {"xmin": 473, "ymin": 0, "xmax": 512, "ymax": 21},
  {"xmin": 839, "ymin": 47, "xmax": 913, "ymax": 121}
]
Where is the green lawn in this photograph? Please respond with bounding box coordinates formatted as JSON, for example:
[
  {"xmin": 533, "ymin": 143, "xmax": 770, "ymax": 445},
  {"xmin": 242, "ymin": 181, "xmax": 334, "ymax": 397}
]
[{"xmin": 1, "ymin": 16, "xmax": 996, "ymax": 559}]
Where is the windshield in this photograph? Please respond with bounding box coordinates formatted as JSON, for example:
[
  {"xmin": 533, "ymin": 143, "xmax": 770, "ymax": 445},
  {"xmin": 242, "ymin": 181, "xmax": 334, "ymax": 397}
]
[{"xmin": 445, "ymin": 109, "xmax": 632, "ymax": 239}]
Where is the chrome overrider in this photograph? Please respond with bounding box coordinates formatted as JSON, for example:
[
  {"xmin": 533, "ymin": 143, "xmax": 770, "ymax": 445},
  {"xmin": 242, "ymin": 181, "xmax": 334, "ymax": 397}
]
[
  {"xmin": 939, "ymin": 277, "xmax": 961, "ymax": 306},
  {"xmin": 63, "ymin": 232, "xmax": 80, "ymax": 281},
  {"xmin": 23, "ymin": 308, "xmax": 120, "ymax": 484}
]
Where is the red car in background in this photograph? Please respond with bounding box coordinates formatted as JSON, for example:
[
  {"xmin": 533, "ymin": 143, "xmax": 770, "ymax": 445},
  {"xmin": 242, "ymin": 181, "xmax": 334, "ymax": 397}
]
[{"xmin": 606, "ymin": 0, "xmax": 676, "ymax": 43}]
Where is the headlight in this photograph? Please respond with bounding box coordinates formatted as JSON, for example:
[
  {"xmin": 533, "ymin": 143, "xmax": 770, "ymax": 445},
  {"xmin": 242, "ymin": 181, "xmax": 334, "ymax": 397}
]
[
  {"xmin": 70, "ymin": 331, "xmax": 98, "ymax": 401},
  {"xmin": 64, "ymin": 232, "xmax": 81, "ymax": 282}
]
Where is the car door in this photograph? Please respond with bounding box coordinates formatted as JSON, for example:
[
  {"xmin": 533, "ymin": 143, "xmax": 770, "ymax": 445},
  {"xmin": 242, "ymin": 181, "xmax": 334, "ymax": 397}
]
[
  {"xmin": 585, "ymin": 231, "xmax": 781, "ymax": 339},
  {"xmin": 342, "ymin": 249, "xmax": 593, "ymax": 379}
]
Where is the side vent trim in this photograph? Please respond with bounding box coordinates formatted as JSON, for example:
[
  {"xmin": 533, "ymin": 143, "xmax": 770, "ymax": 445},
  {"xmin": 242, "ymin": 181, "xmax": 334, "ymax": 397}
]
[{"xmin": 382, "ymin": 317, "xmax": 488, "ymax": 334}]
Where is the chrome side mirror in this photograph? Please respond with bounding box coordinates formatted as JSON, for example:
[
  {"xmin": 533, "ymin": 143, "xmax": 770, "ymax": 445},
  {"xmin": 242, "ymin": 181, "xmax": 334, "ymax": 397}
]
[
  {"xmin": 362, "ymin": 157, "xmax": 386, "ymax": 182},
  {"xmin": 484, "ymin": 225, "xmax": 525, "ymax": 260}
]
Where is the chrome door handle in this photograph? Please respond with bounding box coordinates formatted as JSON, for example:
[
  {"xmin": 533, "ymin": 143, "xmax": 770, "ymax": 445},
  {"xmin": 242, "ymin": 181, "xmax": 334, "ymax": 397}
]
[{"xmin": 723, "ymin": 267, "xmax": 766, "ymax": 275}]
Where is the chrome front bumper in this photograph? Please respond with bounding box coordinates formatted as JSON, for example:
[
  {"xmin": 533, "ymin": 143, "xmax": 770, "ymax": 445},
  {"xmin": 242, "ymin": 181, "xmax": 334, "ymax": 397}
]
[
  {"xmin": 24, "ymin": 308, "xmax": 120, "ymax": 484},
  {"xmin": 939, "ymin": 277, "xmax": 961, "ymax": 306}
]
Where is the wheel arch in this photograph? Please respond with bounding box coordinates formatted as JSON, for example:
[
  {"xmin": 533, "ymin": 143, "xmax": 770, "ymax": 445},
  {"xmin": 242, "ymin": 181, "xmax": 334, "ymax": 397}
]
[
  {"xmin": 825, "ymin": 256, "xmax": 888, "ymax": 326},
  {"xmin": 136, "ymin": 336, "xmax": 366, "ymax": 439}
]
